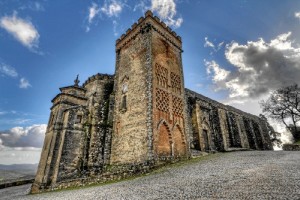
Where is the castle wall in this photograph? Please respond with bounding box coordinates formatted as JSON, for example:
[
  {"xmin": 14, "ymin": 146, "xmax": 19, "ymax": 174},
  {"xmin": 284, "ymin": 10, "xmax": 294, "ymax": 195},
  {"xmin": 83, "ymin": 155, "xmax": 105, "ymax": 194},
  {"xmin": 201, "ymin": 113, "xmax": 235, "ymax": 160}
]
[
  {"xmin": 83, "ymin": 75, "xmax": 114, "ymax": 173},
  {"xmin": 110, "ymin": 30, "xmax": 150, "ymax": 164},
  {"xmin": 185, "ymin": 89, "xmax": 273, "ymax": 151}
]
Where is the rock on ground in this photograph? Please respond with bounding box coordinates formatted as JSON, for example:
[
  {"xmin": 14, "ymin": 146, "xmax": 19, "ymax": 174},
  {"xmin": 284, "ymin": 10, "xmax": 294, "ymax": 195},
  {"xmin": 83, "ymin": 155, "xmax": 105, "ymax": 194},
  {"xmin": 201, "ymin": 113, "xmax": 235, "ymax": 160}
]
[{"xmin": 0, "ymin": 151, "xmax": 299, "ymax": 200}]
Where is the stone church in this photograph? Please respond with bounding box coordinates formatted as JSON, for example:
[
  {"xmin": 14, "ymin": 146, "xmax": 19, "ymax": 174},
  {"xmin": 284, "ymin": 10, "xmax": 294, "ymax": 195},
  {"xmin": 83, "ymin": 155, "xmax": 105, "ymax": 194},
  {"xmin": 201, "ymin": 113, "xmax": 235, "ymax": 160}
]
[{"xmin": 31, "ymin": 11, "xmax": 273, "ymax": 193}]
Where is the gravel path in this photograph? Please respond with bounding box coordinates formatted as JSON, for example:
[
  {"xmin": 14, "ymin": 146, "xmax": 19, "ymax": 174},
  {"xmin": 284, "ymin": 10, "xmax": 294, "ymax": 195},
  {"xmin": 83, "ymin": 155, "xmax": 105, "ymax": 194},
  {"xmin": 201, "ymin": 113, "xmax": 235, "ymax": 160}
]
[{"xmin": 0, "ymin": 151, "xmax": 299, "ymax": 200}]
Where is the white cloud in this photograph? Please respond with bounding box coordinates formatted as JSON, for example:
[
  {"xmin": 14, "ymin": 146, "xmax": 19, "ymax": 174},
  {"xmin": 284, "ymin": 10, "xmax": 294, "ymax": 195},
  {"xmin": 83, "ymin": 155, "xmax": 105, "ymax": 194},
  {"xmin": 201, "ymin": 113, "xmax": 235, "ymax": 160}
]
[
  {"xmin": 218, "ymin": 41, "xmax": 224, "ymax": 49},
  {"xmin": 0, "ymin": 12, "xmax": 40, "ymax": 50},
  {"xmin": 204, "ymin": 37, "xmax": 215, "ymax": 49},
  {"xmin": 0, "ymin": 62, "xmax": 32, "ymax": 90},
  {"xmin": 166, "ymin": 16, "xmax": 183, "ymax": 29},
  {"xmin": 0, "ymin": 138, "xmax": 4, "ymax": 150},
  {"xmin": 295, "ymin": 12, "xmax": 300, "ymax": 20},
  {"xmin": 0, "ymin": 149, "xmax": 42, "ymax": 164},
  {"xmin": 206, "ymin": 32, "xmax": 300, "ymax": 102},
  {"xmin": 151, "ymin": 0, "xmax": 176, "ymax": 19},
  {"xmin": 151, "ymin": 0, "xmax": 183, "ymax": 28},
  {"xmin": 113, "ymin": 20, "xmax": 118, "ymax": 36},
  {"xmin": 86, "ymin": 1, "xmax": 122, "ymax": 32},
  {"xmin": 225, "ymin": 78, "xmax": 250, "ymax": 98},
  {"xmin": 134, "ymin": 1, "xmax": 149, "ymax": 12},
  {"xmin": 86, "ymin": 3, "xmax": 100, "ymax": 32},
  {"xmin": 19, "ymin": 77, "xmax": 31, "ymax": 89},
  {"xmin": 0, "ymin": 63, "xmax": 18, "ymax": 77},
  {"xmin": 269, "ymin": 32, "xmax": 293, "ymax": 50},
  {"xmin": 204, "ymin": 37, "xmax": 224, "ymax": 53},
  {"xmin": 88, "ymin": 3, "xmax": 100, "ymax": 23},
  {"xmin": 205, "ymin": 60, "xmax": 230, "ymax": 83},
  {"xmin": 0, "ymin": 124, "xmax": 46, "ymax": 149},
  {"xmin": 100, "ymin": 0, "xmax": 122, "ymax": 17}
]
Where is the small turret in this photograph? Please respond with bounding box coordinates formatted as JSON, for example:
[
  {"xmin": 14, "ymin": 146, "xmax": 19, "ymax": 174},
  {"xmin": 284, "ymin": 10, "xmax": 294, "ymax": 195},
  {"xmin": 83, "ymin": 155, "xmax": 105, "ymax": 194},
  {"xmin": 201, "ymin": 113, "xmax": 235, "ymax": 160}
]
[{"xmin": 74, "ymin": 74, "xmax": 80, "ymax": 86}]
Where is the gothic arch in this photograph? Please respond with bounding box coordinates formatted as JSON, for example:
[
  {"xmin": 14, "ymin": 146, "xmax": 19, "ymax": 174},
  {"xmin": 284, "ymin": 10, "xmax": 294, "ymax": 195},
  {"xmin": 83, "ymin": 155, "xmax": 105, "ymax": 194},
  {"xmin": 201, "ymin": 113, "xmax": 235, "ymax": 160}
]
[
  {"xmin": 155, "ymin": 120, "xmax": 172, "ymax": 157},
  {"xmin": 172, "ymin": 124, "xmax": 186, "ymax": 157},
  {"xmin": 157, "ymin": 119, "xmax": 170, "ymax": 131},
  {"xmin": 201, "ymin": 119, "xmax": 211, "ymax": 151}
]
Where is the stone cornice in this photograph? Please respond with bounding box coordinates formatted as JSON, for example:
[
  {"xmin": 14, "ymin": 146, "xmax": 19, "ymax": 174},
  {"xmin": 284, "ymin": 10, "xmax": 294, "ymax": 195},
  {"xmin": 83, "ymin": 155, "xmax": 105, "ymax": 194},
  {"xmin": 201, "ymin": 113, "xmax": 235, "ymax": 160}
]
[
  {"xmin": 51, "ymin": 93, "xmax": 87, "ymax": 104},
  {"xmin": 116, "ymin": 10, "xmax": 182, "ymax": 52},
  {"xmin": 50, "ymin": 100, "xmax": 86, "ymax": 110},
  {"xmin": 59, "ymin": 85, "xmax": 86, "ymax": 93}
]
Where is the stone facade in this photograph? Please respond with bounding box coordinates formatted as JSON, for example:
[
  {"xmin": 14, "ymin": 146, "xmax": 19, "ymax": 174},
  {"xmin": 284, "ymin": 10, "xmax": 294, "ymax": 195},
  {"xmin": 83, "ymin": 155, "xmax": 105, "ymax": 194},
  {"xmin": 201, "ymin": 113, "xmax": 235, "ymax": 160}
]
[
  {"xmin": 31, "ymin": 11, "xmax": 273, "ymax": 193},
  {"xmin": 185, "ymin": 89, "xmax": 273, "ymax": 152}
]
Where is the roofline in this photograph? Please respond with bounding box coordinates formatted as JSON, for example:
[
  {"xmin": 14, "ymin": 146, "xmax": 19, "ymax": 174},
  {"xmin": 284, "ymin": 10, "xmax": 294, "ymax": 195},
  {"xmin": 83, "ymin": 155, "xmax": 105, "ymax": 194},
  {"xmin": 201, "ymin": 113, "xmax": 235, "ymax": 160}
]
[
  {"xmin": 51, "ymin": 93, "xmax": 88, "ymax": 103},
  {"xmin": 59, "ymin": 85, "xmax": 86, "ymax": 92}
]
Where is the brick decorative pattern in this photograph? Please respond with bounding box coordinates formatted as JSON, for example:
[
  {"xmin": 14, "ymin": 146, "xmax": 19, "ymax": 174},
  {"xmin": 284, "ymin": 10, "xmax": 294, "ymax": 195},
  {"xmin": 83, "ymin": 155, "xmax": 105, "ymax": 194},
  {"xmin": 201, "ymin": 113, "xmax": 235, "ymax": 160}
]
[
  {"xmin": 172, "ymin": 95, "xmax": 183, "ymax": 117},
  {"xmin": 170, "ymin": 72, "xmax": 181, "ymax": 94},
  {"xmin": 156, "ymin": 88, "xmax": 169, "ymax": 113},
  {"xmin": 155, "ymin": 63, "xmax": 168, "ymax": 88}
]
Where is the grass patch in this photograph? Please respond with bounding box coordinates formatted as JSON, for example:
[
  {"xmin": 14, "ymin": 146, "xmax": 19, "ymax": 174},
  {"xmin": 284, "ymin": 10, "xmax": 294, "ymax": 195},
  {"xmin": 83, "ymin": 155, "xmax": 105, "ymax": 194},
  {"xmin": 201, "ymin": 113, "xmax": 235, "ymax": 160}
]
[{"xmin": 30, "ymin": 153, "xmax": 221, "ymax": 195}]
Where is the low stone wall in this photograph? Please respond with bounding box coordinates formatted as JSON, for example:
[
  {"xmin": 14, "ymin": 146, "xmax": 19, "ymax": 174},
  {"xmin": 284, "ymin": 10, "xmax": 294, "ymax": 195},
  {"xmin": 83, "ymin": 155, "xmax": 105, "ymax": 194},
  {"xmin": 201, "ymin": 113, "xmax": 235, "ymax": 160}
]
[
  {"xmin": 31, "ymin": 158, "xmax": 188, "ymax": 193},
  {"xmin": 283, "ymin": 144, "xmax": 300, "ymax": 151},
  {"xmin": 0, "ymin": 178, "xmax": 34, "ymax": 189}
]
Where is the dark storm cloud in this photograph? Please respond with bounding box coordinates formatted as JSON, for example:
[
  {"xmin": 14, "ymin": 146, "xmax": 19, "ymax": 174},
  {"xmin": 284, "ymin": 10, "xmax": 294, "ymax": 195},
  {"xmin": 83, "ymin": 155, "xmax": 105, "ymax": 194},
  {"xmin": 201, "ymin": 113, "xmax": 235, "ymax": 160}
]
[{"xmin": 206, "ymin": 32, "xmax": 300, "ymax": 101}]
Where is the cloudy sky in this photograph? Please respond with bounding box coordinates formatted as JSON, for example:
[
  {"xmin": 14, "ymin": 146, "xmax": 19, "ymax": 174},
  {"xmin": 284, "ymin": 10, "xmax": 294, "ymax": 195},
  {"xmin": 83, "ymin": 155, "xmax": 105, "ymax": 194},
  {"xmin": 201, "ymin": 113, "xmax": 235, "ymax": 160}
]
[{"xmin": 0, "ymin": 0, "xmax": 299, "ymax": 164}]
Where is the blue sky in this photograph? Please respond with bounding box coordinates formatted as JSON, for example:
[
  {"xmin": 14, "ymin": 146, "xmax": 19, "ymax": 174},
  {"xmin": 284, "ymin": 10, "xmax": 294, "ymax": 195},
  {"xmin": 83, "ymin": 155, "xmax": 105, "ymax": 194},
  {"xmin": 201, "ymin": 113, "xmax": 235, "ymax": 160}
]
[{"xmin": 0, "ymin": 0, "xmax": 300, "ymax": 163}]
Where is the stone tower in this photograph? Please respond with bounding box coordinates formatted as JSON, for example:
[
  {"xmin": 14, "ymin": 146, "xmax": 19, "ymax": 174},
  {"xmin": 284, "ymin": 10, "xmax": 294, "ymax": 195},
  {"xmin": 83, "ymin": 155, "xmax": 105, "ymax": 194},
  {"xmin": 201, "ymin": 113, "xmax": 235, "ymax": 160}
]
[
  {"xmin": 110, "ymin": 11, "xmax": 189, "ymax": 164},
  {"xmin": 31, "ymin": 74, "xmax": 114, "ymax": 193}
]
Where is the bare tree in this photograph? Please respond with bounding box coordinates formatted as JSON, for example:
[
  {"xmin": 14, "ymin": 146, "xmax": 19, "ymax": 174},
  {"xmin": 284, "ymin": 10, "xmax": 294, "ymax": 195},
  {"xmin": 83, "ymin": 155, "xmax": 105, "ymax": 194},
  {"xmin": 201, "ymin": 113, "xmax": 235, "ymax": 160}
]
[{"xmin": 260, "ymin": 84, "xmax": 300, "ymax": 141}]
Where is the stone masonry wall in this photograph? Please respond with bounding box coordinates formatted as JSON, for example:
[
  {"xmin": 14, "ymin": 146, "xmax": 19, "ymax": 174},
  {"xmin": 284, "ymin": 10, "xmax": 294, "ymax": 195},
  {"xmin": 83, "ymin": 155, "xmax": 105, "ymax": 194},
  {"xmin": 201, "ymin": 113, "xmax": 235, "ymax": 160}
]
[
  {"xmin": 151, "ymin": 20, "xmax": 189, "ymax": 160},
  {"xmin": 185, "ymin": 88, "xmax": 273, "ymax": 151},
  {"xmin": 110, "ymin": 26, "xmax": 150, "ymax": 164}
]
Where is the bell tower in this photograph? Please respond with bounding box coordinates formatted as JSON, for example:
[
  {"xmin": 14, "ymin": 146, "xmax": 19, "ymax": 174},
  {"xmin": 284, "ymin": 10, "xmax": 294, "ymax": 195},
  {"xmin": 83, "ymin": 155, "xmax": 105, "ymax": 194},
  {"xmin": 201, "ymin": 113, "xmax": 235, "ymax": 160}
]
[{"xmin": 110, "ymin": 11, "xmax": 189, "ymax": 164}]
